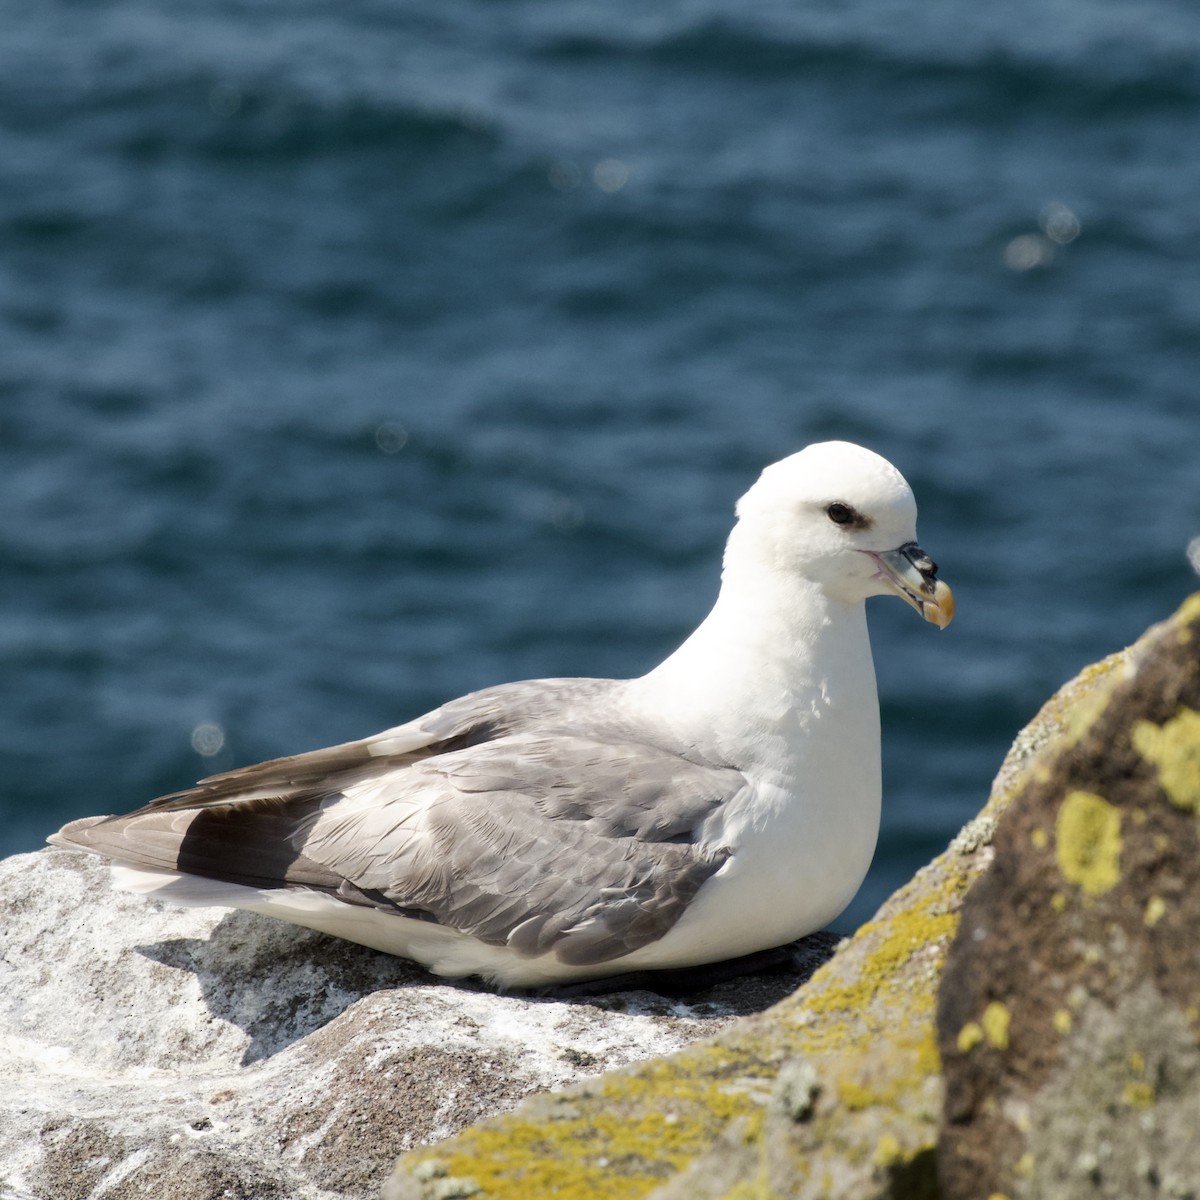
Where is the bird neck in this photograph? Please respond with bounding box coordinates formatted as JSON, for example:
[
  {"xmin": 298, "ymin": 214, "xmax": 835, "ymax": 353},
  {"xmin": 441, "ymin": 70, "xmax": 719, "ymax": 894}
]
[{"xmin": 628, "ymin": 566, "xmax": 878, "ymax": 759}]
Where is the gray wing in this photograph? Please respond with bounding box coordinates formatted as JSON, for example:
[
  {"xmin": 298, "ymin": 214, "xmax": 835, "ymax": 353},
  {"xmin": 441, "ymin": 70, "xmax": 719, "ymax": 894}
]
[
  {"xmin": 135, "ymin": 677, "xmax": 623, "ymax": 812},
  {"xmin": 301, "ymin": 734, "xmax": 744, "ymax": 965},
  {"xmin": 51, "ymin": 680, "xmax": 748, "ymax": 966}
]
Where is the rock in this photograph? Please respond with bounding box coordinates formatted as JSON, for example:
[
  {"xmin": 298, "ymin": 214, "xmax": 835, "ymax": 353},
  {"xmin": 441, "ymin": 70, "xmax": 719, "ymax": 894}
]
[
  {"xmin": 12, "ymin": 597, "xmax": 1192, "ymax": 1200},
  {"xmin": 386, "ymin": 610, "xmax": 1137, "ymax": 1200},
  {"xmin": 937, "ymin": 593, "xmax": 1200, "ymax": 1199},
  {"xmin": 0, "ymin": 849, "xmax": 833, "ymax": 1200}
]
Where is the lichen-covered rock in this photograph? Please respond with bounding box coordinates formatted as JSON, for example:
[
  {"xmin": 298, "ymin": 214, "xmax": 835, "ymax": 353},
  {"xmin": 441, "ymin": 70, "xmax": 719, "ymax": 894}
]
[
  {"xmin": 10, "ymin": 600, "xmax": 1183, "ymax": 1200},
  {"xmin": 937, "ymin": 593, "xmax": 1200, "ymax": 1200},
  {"xmin": 385, "ymin": 618, "xmax": 1136, "ymax": 1200},
  {"xmin": 0, "ymin": 850, "xmax": 830, "ymax": 1200}
]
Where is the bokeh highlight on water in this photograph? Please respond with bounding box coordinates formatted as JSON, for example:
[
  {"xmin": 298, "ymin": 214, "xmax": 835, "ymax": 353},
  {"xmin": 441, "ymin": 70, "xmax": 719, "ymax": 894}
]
[{"xmin": 3, "ymin": 0, "xmax": 1198, "ymax": 931}]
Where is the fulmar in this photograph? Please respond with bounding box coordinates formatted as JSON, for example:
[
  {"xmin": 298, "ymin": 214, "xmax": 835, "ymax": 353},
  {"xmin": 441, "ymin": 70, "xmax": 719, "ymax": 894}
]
[{"xmin": 49, "ymin": 440, "xmax": 954, "ymax": 988}]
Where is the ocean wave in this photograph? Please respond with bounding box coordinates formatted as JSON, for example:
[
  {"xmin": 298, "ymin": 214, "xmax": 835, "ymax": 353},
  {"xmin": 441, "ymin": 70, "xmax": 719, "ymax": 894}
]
[
  {"xmin": 537, "ymin": 19, "xmax": 1200, "ymax": 114},
  {"xmin": 126, "ymin": 85, "xmax": 499, "ymax": 164},
  {"xmin": 0, "ymin": 62, "xmax": 500, "ymax": 165}
]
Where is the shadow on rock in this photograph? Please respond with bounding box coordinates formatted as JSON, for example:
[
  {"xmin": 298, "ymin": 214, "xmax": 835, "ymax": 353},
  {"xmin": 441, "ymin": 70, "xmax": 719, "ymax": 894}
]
[
  {"xmin": 526, "ymin": 931, "xmax": 842, "ymax": 1012},
  {"xmin": 136, "ymin": 908, "xmax": 428, "ymax": 1064},
  {"xmin": 137, "ymin": 910, "xmax": 840, "ymax": 1063}
]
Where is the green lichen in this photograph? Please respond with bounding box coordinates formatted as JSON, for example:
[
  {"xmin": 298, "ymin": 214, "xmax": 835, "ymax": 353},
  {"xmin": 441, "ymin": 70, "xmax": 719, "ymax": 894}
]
[
  {"xmin": 1055, "ymin": 790, "xmax": 1122, "ymax": 896},
  {"xmin": 1131, "ymin": 707, "xmax": 1200, "ymax": 814},
  {"xmin": 773, "ymin": 1060, "xmax": 820, "ymax": 1122}
]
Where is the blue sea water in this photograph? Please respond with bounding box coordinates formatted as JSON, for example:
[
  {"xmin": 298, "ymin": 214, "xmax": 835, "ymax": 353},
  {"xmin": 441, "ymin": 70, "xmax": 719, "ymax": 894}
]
[{"xmin": 2, "ymin": 0, "xmax": 1197, "ymax": 933}]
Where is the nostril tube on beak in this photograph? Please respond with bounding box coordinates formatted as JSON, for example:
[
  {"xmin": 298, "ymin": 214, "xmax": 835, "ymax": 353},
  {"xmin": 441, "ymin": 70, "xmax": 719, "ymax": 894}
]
[{"xmin": 899, "ymin": 542, "xmax": 938, "ymax": 581}]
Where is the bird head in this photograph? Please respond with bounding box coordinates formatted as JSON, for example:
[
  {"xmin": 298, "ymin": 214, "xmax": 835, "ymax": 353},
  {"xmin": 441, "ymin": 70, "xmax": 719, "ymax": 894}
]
[{"xmin": 729, "ymin": 440, "xmax": 954, "ymax": 629}]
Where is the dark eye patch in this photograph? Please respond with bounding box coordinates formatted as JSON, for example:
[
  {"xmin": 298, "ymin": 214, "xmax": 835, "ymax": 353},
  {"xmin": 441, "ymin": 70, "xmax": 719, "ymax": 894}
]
[{"xmin": 825, "ymin": 502, "xmax": 871, "ymax": 530}]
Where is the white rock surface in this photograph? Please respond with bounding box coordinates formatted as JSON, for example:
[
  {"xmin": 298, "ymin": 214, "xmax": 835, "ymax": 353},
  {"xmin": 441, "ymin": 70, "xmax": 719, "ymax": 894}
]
[{"xmin": 0, "ymin": 849, "xmax": 832, "ymax": 1200}]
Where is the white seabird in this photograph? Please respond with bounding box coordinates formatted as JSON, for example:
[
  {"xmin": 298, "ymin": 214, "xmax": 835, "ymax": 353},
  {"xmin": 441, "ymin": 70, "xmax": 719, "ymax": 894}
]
[{"xmin": 49, "ymin": 441, "xmax": 953, "ymax": 988}]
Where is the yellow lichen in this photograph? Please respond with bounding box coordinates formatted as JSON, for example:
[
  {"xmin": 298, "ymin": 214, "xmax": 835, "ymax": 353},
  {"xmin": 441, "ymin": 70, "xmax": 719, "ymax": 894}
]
[
  {"xmin": 915, "ymin": 1025, "xmax": 942, "ymax": 1076},
  {"xmin": 1056, "ymin": 790, "xmax": 1122, "ymax": 896},
  {"xmin": 801, "ymin": 884, "xmax": 959, "ymax": 1025},
  {"xmin": 957, "ymin": 1022, "xmax": 984, "ymax": 1053},
  {"xmin": 1123, "ymin": 1081, "xmax": 1156, "ymax": 1110},
  {"xmin": 1144, "ymin": 896, "xmax": 1167, "ymax": 927},
  {"xmin": 388, "ymin": 600, "xmax": 1200, "ymax": 1200},
  {"xmin": 393, "ymin": 693, "xmax": 1082, "ymax": 1200},
  {"xmin": 1131, "ymin": 707, "xmax": 1200, "ymax": 814},
  {"xmin": 825, "ymin": 1022, "xmax": 940, "ymax": 1119},
  {"xmin": 873, "ymin": 1134, "xmax": 902, "ymax": 1169},
  {"xmin": 1016, "ymin": 1153, "xmax": 1035, "ymax": 1177},
  {"xmin": 399, "ymin": 1041, "xmax": 776, "ymax": 1200},
  {"xmin": 1177, "ymin": 593, "xmax": 1200, "ymax": 628},
  {"xmin": 1060, "ymin": 661, "xmax": 1124, "ymax": 747},
  {"xmin": 1050, "ymin": 892, "xmax": 1067, "ymax": 912},
  {"xmin": 837, "ymin": 1080, "xmax": 876, "ymax": 1111},
  {"xmin": 723, "ymin": 1169, "xmax": 775, "ymax": 1200},
  {"xmin": 982, "ymin": 1002, "xmax": 1011, "ymax": 1050},
  {"xmin": 1129, "ymin": 1051, "xmax": 1146, "ymax": 1073}
]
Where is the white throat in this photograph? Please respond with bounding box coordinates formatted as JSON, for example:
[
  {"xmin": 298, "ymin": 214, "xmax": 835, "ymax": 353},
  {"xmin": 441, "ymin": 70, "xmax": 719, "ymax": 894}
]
[
  {"xmin": 621, "ymin": 537, "xmax": 886, "ymax": 950},
  {"xmin": 627, "ymin": 557, "xmax": 880, "ymax": 774}
]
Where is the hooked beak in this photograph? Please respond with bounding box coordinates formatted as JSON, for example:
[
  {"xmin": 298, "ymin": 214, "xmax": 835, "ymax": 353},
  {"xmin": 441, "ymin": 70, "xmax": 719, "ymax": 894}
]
[{"xmin": 865, "ymin": 543, "xmax": 955, "ymax": 630}]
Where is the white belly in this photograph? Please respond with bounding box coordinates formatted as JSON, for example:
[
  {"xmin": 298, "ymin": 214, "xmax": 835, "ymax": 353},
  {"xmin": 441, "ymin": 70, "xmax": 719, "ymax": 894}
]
[{"xmin": 599, "ymin": 754, "xmax": 881, "ymax": 971}]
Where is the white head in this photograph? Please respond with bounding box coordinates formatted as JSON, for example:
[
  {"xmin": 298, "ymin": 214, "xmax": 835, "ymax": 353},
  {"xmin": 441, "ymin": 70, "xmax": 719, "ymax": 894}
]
[{"xmin": 726, "ymin": 441, "xmax": 953, "ymax": 627}]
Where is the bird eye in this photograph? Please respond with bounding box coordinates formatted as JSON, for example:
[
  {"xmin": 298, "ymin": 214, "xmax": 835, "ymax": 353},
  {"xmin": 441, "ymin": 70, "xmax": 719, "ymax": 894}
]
[{"xmin": 826, "ymin": 503, "xmax": 854, "ymax": 526}]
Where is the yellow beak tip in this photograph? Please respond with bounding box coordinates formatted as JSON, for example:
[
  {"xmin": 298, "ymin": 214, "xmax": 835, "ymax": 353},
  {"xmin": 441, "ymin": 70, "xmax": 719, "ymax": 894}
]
[{"xmin": 923, "ymin": 580, "xmax": 955, "ymax": 629}]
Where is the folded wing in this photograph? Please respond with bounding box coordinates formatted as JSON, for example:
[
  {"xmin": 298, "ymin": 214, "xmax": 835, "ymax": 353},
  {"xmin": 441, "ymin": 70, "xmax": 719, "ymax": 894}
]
[{"xmin": 51, "ymin": 680, "xmax": 747, "ymax": 966}]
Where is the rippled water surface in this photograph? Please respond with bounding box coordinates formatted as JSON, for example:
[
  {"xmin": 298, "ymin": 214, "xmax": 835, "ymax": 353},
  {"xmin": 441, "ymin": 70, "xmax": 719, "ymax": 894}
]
[{"xmin": 3, "ymin": 0, "xmax": 1198, "ymax": 930}]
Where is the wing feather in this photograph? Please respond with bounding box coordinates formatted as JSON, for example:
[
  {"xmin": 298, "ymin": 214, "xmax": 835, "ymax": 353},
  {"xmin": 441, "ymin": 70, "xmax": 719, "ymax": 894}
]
[
  {"xmin": 50, "ymin": 679, "xmax": 749, "ymax": 966},
  {"xmin": 294, "ymin": 735, "xmax": 743, "ymax": 962}
]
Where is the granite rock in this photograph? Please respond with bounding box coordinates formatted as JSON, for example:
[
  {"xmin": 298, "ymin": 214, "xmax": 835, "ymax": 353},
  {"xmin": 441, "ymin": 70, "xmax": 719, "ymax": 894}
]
[
  {"xmin": 937, "ymin": 593, "xmax": 1200, "ymax": 1200},
  {"xmin": 0, "ymin": 849, "xmax": 831, "ymax": 1200},
  {"xmin": 13, "ymin": 595, "xmax": 1196, "ymax": 1200},
  {"xmin": 385, "ymin": 602, "xmax": 1136, "ymax": 1200}
]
